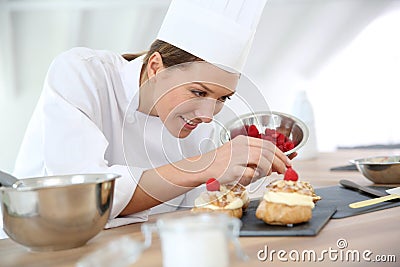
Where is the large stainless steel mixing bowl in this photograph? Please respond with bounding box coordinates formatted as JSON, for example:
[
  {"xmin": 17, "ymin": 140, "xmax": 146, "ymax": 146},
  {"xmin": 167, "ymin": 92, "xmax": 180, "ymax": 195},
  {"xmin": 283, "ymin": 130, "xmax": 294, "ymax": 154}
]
[
  {"xmin": 350, "ymin": 155, "xmax": 400, "ymax": 184},
  {"xmin": 0, "ymin": 173, "xmax": 119, "ymax": 251}
]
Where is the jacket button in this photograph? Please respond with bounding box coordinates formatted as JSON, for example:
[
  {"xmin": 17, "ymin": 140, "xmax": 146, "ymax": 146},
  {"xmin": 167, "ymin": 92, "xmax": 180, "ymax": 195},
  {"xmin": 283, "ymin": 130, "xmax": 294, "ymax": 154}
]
[{"xmin": 125, "ymin": 113, "xmax": 136, "ymax": 124}]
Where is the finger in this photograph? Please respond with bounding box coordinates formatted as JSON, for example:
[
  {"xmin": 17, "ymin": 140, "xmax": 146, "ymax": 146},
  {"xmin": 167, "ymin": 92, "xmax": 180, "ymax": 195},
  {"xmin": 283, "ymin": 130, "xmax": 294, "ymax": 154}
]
[
  {"xmin": 237, "ymin": 136, "xmax": 289, "ymax": 172},
  {"xmin": 232, "ymin": 165, "xmax": 260, "ymax": 186},
  {"xmin": 249, "ymin": 137, "xmax": 292, "ymax": 167},
  {"xmin": 272, "ymin": 147, "xmax": 292, "ymax": 167},
  {"xmin": 234, "ymin": 135, "xmax": 270, "ymax": 150},
  {"xmin": 236, "ymin": 135, "xmax": 292, "ymax": 167},
  {"xmin": 265, "ymin": 166, "xmax": 272, "ymax": 176},
  {"xmin": 251, "ymin": 144, "xmax": 286, "ymax": 174},
  {"xmin": 252, "ymin": 167, "xmax": 269, "ymax": 181},
  {"xmin": 246, "ymin": 136, "xmax": 275, "ymax": 151},
  {"xmin": 246, "ymin": 150, "xmax": 273, "ymax": 176},
  {"xmin": 272, "ymin": 164, "xmax": 286, "ymax": 174},
  {"xmin": 288, "ymin": 152, "xmax": 297, "ymax": 160},
  {"xmin": 269, "ymin": 152, "xmax": 288, "ymax": 174}
]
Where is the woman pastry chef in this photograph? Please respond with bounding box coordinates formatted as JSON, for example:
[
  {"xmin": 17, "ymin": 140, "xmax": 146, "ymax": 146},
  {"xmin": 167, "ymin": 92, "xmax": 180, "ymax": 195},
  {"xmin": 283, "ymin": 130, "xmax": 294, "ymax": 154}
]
[{"xmin": 13, "ymin": 0, "xmax": 292, "ymax": 227}]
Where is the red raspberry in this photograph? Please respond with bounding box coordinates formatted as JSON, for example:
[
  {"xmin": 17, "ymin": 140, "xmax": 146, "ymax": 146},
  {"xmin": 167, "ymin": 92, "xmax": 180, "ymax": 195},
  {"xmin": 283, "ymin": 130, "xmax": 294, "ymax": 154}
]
[
  {"xmin": 206, "ymin": 178, "xmax": 220, "ymax": 191},
  {"xmin": 277, "ymin": 134, "xmax": 285, "ymax": 145},
  {"xmin": 265, "ymin": 128, "xmax": 275, "ymax": 135},
  {"xmin": 243, "ymin": 126, "xmax": 296, "ymax": 153},
  {"xmin": 284, "ymin": 141, "xmax": 295, "ymax": 151},
  {"xmin": 247, "ymin": 125, "xmax": 259, "ymax": 138},
  {"xmin": 284, "ymin": 166, "xmax": 299, "ymax": 181},
  {"xmin": 271, "ymin": 132, "xmax": 279, "ymax": 139}
]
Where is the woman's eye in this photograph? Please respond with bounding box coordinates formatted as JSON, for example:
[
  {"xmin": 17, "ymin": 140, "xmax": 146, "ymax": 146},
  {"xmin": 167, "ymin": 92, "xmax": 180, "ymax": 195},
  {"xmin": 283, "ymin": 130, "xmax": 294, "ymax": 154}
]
[
  {"xmin": 191, "ymin": 90, "xmax": 207, "ymax": 97},
  {"xmin": 218, "ymin": 95, "xmax": 231, "ymax": 102},
  {"xmin": 190, "ymin": 89, "xmax": 231, "ymax": 102}
]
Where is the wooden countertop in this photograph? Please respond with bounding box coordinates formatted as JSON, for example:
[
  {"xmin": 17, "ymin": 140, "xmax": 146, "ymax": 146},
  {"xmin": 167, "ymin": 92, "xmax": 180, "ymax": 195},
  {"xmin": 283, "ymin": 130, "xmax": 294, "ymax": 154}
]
[{"xmin": 1, "ymin": 149, "xmax": 399, "ymax": 267}]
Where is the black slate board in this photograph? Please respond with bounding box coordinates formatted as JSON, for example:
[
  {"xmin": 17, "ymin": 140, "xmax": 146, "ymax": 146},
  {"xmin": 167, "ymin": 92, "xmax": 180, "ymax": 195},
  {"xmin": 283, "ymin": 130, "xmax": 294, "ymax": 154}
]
[
  {"xmin": 239, "ymin": 185, "xmax": 400, "ymax": 236},
  {"xmin": 239, "ymin": 200, "xmax": 336, "ymax": 237},
  {"xmin": 315, "ymin": 185, "xmax": 400, "ymax": 219}
]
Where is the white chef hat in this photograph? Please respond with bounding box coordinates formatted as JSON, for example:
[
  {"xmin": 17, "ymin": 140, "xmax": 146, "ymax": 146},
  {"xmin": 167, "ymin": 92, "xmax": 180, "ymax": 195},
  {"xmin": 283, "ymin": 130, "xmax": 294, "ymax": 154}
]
[{"xmin": 157, "ymin": 0, "xmax": 267, "ymax": 73}]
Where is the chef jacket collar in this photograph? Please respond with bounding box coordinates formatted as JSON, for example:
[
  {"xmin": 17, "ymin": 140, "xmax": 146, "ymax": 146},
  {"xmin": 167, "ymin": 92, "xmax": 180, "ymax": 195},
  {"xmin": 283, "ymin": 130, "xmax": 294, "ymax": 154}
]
[{"xmin": 120, "ymin": 55, "xmax": 145, "ymax": 111}]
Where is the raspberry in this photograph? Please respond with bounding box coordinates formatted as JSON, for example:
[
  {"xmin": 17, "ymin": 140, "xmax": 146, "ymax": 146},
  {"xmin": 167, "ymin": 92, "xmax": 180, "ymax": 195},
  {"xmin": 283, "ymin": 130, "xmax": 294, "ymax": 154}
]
[
  {"xmin": 284, "ymin": 141, "xmax": 295, "ymax": 151},
  {"xmin": 239, "ymin": 124, "xmax": 296, "ymax": 153},
  {"xmin": 247, "ymin": 125, "xmax": 259, "ymax": 138},
  {"xmin": 277, "ymin": 134, "xmax": 286, "ymax": 145},
  {"xmin": 271, "ymin": 132, "xmax": 279, "ymax": 139},
  {"xmin": 284, "ymin": 166, "xmax": 299, "ymax": 181},
  {"xmin": 206, "ymin": 178, "xmax": 220, "ymax": 191},
  {"xmin": 265, "ymin": 128, "xmax": 275, "ymax": 135}
]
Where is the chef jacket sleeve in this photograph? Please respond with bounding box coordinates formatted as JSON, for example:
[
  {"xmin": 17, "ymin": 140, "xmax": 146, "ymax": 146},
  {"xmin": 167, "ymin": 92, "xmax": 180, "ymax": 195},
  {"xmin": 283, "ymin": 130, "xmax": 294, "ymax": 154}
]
[{"xmin": 38, "ymin": 48, "xmax": 149, "ymax": 225}]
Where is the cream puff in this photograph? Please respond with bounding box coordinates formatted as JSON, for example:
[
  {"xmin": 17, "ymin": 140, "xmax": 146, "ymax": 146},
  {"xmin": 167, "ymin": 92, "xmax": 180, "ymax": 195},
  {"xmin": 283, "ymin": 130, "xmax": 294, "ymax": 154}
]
[
  {"xmin": 255, "ymin": 179, "xmax": 317, "ymax": 225},
  {"xmin": 225, "ymin": 183, "xmax": 250, "ymax": 210},
  {"xmin": 191, "ymin": 179, "xmax": 247, "ymax": 218}
]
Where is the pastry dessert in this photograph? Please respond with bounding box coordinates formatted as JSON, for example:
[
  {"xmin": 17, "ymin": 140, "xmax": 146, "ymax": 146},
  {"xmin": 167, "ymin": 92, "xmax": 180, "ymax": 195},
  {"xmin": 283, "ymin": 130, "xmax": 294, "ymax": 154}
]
[
  {"xmin": 282, "ymin": 167, "xmax": 321, "ymax": 202},
  {"xmin": 255, "ymin": 167, "xmax": 320, "ymax": 225},
  {"xmin": 191, "ymin": 179, "xmax": 247, "ymax": 218},
  {"xmin": 300, "ymin": 181, "xmax": 322, "ymax": 203},
  {"xmin": 225, "ymin": 183, "xmax": 250, "ymax": 210}
]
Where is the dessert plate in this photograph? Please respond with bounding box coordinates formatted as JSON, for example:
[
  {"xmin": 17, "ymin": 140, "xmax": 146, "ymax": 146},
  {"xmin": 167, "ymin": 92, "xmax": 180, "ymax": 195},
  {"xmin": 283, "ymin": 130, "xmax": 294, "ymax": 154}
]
[
  {"xmin": 316, "ymin": 185, "xmax": 400, "ymax": 218},
  {"xmin": 239, "ymin": 200, "xmax": 336, "ymax": 236}
]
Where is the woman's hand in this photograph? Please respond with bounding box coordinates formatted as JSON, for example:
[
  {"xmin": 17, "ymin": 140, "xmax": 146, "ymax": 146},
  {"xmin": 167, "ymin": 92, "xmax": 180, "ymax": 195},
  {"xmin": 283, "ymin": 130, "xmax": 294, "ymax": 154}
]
[
  {"xmin": 120, "ymin": 135, "xmax": 292, "ymax": 215},
  {"xmin": 201, "ymin": 135, "xmax": 292, "ymax": 186}
]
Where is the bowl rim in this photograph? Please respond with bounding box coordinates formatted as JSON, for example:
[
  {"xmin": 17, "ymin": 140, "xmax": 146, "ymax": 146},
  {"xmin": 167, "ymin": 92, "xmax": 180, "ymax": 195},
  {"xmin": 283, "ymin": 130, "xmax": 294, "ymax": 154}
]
[
  {"xmin": 0, "ymin": 173, "xmax": 120, "ymax": 191},
  {"xmin": 350, "ymin": 155, "xmax": 400, "ymax": 166},
  {"xmin": 219, "ymin": 111, "xmax": 309, "ymax": 155}
]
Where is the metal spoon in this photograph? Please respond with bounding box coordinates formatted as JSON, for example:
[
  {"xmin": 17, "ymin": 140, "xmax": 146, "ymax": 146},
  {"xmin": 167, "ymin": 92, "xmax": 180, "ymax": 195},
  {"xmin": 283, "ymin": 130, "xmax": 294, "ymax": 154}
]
[{"xmin": 0, "ymin": 170, "xmax": 19, "ymax": 187}]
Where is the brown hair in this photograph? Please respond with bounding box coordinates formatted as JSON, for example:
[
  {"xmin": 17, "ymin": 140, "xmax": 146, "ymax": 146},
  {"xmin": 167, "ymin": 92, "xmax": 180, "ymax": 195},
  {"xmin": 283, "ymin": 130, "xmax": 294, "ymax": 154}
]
[{"xmin": 122, "ymin": 39, "xmax": 203, "ymax": 83}]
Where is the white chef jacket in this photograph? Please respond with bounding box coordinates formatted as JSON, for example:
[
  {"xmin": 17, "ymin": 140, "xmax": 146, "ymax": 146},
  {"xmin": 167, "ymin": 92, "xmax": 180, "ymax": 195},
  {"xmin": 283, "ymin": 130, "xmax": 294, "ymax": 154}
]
[{"xmin": 13, "ymin": 47, "xmax": 216, "ymax": 228}]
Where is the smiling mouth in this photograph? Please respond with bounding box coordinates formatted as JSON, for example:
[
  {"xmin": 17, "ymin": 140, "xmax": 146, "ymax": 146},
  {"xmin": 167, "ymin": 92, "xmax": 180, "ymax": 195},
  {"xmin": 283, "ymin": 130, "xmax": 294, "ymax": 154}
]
[{"xmin": 180, "ymin": 116, "xmax": 197, "ymax": 126}]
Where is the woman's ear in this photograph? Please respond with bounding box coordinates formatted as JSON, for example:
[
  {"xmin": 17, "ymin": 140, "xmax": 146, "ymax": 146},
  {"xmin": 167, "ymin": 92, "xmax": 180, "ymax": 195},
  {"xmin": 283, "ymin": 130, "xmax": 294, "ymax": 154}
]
[{"xmin": 146, "ymin": 52, "xmax": 164, "ymax": 79}]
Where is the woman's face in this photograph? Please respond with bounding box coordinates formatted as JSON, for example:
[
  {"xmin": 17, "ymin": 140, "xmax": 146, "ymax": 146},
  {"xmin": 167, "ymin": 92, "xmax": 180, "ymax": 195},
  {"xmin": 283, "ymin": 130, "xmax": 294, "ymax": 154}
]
[{"xmin": 155, "ymin": 81, "xmax": 234, "ymax": 138}]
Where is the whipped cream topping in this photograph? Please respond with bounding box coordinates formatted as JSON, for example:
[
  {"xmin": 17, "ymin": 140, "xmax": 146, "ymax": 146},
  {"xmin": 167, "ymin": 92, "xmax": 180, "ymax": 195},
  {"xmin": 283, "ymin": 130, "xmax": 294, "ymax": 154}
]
[
  {"xmin": 263, "ymin": 191, "xmax": 315, "ymax": 208},
  {"xmin": 194, "ymin": 191, "xmax": 244, "ymax": 210}
]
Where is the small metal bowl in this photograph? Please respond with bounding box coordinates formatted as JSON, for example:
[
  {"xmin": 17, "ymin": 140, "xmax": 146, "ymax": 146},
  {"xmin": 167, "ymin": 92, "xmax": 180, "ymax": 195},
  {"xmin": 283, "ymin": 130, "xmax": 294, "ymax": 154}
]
[
  {"xmin": 220, "ymin": 111, "xmax": 309, "ymax": 156},
  {"xmin": 0, "ymin": 173, "xmax": 119, "ymax": 251},
  {"xmin": 350, "ymin": 156, "xmax": 400, "ymax": 184}
]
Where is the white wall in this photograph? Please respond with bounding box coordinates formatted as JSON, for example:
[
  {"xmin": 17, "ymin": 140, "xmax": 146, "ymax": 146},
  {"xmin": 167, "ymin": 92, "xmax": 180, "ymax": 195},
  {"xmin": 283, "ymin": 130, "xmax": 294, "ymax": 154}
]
[
  {"xmin": 244, "ymin": 0, "xmax": 400, "ymax": 152},
  {"xmin": 0, "ymin": 0, "xmax": 168, "ymax": 172},
  {"xmin": 309, "ymin": 8, "xmax": 400, "ymax": 151},
  {"xmin": 1, "ymin": 0, "xmax": 400, "ymax": 173}
]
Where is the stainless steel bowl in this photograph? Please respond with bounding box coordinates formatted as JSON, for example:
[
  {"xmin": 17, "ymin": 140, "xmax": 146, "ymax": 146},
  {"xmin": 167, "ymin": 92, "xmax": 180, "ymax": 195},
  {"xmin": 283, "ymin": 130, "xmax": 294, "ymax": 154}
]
[
  {"xmin": 220, "ymin": 111, "xmax": 309, "ymax": 155},
  {"xmin": 0, "ymin": 173, "xmax": 119, "ymax": 251},
  {"xmin": 350, "ymin": 156, "xmax": 400, "ymax": 184}
]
